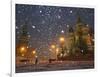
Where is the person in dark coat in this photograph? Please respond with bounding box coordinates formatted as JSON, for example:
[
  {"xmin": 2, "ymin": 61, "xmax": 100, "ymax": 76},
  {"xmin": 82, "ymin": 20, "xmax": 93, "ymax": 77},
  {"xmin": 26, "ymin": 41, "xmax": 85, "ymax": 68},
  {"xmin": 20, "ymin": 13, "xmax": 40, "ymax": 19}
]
[{"xmin": 35, "ymin": 56, "xmax": 38, "ymax": 65}]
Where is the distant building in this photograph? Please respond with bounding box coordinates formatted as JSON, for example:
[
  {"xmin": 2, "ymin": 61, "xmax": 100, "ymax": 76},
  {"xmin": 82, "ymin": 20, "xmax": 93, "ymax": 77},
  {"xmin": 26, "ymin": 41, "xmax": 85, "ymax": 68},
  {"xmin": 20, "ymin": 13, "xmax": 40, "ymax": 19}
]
[
  {"xmin": 57, "ymin": 17, "xmax": 94, "ymax": 60},
  {"xmin": 16, "ymin": 23, "xmax": 30, "ymax": 57}
]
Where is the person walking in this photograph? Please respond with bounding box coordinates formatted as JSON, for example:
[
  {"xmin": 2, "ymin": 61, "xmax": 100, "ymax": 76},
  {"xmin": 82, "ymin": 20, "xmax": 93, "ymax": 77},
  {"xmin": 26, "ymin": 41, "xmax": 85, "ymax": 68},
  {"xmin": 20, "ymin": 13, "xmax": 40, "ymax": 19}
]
[{"xmin": 35, "ymin": 56, "xmax": 38, "ymax": 65}]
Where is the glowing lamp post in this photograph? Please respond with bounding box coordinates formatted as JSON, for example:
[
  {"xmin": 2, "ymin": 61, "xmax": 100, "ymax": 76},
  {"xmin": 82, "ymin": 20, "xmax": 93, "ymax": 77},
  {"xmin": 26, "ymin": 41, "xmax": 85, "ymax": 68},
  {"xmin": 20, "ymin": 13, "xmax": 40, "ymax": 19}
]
[
  {"xmin": 20, "ymin": 47, "xmax": 26, "ymax": 57},
  {"xmin": 56, "ymin": 48, "xmax": 59, "ymax": 54},
  {"xmin": 32, "ymin": 50, "xmax": 36, "ymax": 55},
  {"xmin": 59, "ymin": 37, "xmax": 65, "ymax": 44},
  {"xmin": 59, "ymin": 37, "xmax": 65, "ymax": 59},
  {"xmin": 21, "ymin": 47, "xmax": 25, "ymax": 52},
  {"xmin": 51, "ymin": 44, "xmax": 59, "ymax": 60},
  {"xmin": 31, "ymin": 50, "xmax": 37, "ymax": 64},
  {"xmin": 51, "ymin": 45, "xmax": 56, "ymax": 49},
  {"xmin": 56, "ymin": 48, "xmax": 59, "ymax": 60}
]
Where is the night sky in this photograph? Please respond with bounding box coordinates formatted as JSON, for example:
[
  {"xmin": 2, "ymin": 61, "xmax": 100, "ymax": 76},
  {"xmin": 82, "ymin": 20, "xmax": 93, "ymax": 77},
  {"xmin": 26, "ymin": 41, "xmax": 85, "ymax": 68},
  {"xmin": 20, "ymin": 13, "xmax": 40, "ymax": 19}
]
[{"xmin": 16, "ymin": 4, "xmax": 94, "ymax": 57}]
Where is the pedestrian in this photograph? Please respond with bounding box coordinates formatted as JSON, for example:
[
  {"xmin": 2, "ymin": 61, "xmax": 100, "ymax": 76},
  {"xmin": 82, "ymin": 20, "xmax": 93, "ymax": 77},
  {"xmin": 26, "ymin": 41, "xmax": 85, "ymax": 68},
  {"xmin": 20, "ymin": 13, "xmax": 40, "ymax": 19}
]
[
  {"xmin": 49, "ymin": 59, "xmax": 51, "ymax": 63},
  {"xmin": 35, "ymin": 56, "xmax": 38, "ymax": 65}
]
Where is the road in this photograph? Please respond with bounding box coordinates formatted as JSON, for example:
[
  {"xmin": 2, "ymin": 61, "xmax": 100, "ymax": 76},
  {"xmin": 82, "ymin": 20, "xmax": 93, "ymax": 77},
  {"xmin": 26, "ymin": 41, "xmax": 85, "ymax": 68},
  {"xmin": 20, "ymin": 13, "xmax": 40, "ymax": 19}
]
[{"xmin": 16, "ymin": 61, "xmax": 94, "ymax": 73}]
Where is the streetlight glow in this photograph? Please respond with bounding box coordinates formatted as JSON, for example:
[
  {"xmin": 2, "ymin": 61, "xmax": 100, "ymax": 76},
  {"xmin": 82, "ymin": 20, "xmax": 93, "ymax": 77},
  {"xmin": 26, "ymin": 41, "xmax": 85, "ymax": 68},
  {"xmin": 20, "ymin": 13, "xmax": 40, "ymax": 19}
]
[
  {"xmin": 32, "ymin": 50, "xmax": 36, "ymax": 55},
  {"xmin": 21, "ymin": 47, "xmax": 25, "ymax": 51},
  {"xmin": 51, "ymin": 45, "xmax": 56, "ymax": 49},
  {"xmin": 59, "ymin": 37, "xmax": 65, "ymax": 43},
  {"xmin": 56, "ymin": 48, "xmax": 59, "ymax": 54}
]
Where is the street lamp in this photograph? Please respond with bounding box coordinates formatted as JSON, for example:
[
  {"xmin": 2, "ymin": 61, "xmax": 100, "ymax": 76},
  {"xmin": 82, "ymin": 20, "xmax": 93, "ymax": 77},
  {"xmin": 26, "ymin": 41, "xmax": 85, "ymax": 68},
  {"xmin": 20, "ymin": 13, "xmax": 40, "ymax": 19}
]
[
  {"xmin": 20, "ymin": 46, "xmax": 26, "ymax": 57},
  {"xmin": 56, "ymin": 48, "xmax": 59, "ymax": 60},
  {"xmin": 56, "ymin": 48, "xmax": 59, "ymax": 54},
  {"xmin": 32, "ymin": 50, "xmax": 36, "ymax": 55},
  {"xmin": 59, "ymin": 37, "xmax": 65, "ymax": 43},
  {"xmin": 51, "ymin": 44, "xmax": 59, "ymax": 60},
  {"xmin": 21, "ymin": 47, "xmax": 25, "ymax": 52},
  {"xmin": 51, "ymin": 45, "xmax": 56, "ymax": 49}
]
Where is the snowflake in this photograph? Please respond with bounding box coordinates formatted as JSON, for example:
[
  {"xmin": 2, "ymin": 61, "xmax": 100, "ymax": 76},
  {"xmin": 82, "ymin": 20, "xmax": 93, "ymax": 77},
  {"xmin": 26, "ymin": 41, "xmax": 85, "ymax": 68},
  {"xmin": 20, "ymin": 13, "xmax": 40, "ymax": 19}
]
[
  {"xmin": 67, "ymin": 25, "xmax": 69, "ymax": 28},
  {"xmin": 16, "ymin": 26, "xmax": 18, "ymax": 29},
  {"xmin": 32, "ymin": 25, "xmax": 36, "ymax": 29},
  {"xmin": 70, "ymin": 10, "xmax": 73, "ymax": 13},
  {"xmin": 58, "ymin": 15, "xmax": 61, "ymax": 19},
  {"xmin": 40, "ymin": 10, "xmax": 42, "ymax": 13},
  {"xmin": 61, "ymin": 30, "xmax": 64, "ymax": 33},
  {"xmin": 37, "ymin": 29, "xmax": 41, "ymax": 32}
]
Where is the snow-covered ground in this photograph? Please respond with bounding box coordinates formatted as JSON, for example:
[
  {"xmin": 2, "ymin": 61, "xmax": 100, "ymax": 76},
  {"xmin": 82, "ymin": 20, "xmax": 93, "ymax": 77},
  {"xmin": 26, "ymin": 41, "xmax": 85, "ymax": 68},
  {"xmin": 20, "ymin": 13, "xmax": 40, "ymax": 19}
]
[{"xmin": 16, "ymin": 61, "xmax": 94, "ymax": 73}]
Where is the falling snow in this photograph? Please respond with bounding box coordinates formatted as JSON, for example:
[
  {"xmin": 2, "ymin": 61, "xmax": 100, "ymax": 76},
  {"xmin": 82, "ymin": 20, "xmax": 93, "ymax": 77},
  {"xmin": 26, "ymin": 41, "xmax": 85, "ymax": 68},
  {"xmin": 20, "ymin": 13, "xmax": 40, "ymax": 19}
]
[{"xmin": 16, "ymin": 4, "xmax": 94, "ymax": 56}]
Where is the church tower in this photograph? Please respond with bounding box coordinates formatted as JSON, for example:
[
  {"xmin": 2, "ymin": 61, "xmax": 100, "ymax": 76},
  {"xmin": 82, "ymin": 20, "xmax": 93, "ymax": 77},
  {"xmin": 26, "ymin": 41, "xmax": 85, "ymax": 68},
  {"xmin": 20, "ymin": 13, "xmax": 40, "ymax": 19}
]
[
  {"xmin": 75, "ymin": 16, "xmax": 90, "ymax": 54},
  {"xmin": 16, "ymin": 23, "xmax": 30, "ymax": 57}
]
